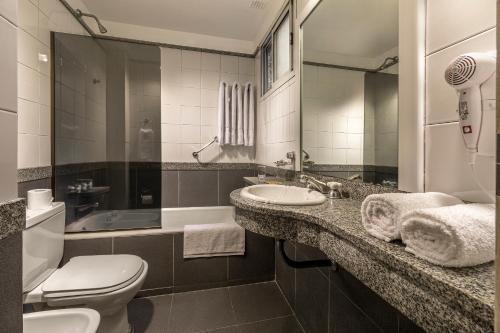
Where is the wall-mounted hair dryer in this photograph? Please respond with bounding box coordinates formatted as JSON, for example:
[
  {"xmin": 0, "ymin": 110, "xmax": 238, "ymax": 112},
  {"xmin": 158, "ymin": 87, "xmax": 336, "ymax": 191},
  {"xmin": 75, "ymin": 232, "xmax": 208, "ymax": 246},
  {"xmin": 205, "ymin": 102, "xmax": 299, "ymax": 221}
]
[{"xmin": 444, "ymin": 52, "xmax": 496, "ymax": 201}]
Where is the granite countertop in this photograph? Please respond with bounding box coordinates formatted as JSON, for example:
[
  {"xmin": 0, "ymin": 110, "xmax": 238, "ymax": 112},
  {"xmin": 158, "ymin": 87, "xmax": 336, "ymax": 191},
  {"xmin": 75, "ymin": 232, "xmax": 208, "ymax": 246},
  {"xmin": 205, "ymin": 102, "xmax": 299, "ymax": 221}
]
[
  {"xmin": 0, "ymin": 199, "xmax": 26, "ymax": 240},
  {"xmin": 230, "ymin": 188, "xmax": 494, "ymax": 332}
]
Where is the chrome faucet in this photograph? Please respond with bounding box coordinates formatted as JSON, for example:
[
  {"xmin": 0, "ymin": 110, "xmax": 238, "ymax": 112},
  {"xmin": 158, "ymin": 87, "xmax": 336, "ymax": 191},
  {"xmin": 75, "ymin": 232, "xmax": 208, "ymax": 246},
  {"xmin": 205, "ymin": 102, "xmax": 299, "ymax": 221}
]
[
  {"xmin": 274, "ymin": 151, "xmax": 296, "ymax": 168},
  {"xmin": 300, "ymin": 174, "xmax": 343, "ymax": 199}
]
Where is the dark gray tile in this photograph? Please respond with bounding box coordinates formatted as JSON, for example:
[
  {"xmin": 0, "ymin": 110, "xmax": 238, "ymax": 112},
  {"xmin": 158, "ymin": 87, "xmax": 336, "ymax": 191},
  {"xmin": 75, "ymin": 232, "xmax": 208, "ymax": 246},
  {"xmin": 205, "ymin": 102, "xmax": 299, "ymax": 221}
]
[
  {"xmin": 62, "ymin": 237, "xmax": 112, "ymax": 265},
  {"xmin": 162, "ymin": 170, "xmax": 179, "ymax": 208},
  {"xmin": 18, "ymin": 177, "xmax": 52, "ymax": 198},
  {"xmin": 331, "ymin": 286, "xmax": 383, "ymax": 333},
  {"xmin": 114, "ymin": 234, "xmax": 174, "ymax": 290},
  {"xmin": 275, "ymin": 241, "xmax": 295, "ymax": 309},
  {"xmin": 136, "ymin": 286, "xmax": 173, "ymax": 298},
  {"xmin": 178, "ymin": 170, "xmax": 218, "ymax": 207},
  {"xmin": 398, "ymin": 314, "xmax": 426, "ymax": 333},
  {"xmin": 237, "ymin": 316, "xmax": 303, "ymax": 333},
  {"xmin": 229, "ymin": 282, "xmax": 292, "ymax": 324},
  {"xmin": 173, "ymin": 233, "xmax": 228, "ymax": 289},
  {"xmin": 228, "ymin": 231, "xmax": 275, "ymax": 282},
  {"xmin": 295, "ymin": 265, "xmax": 329, "ymax": 333},
  {"xmin": 202, "ymin": 326, "xmax": 239, "ymax": 333},
  {"xmin": 168, "ymin": 288, "xmax": 237, "ymax": 333},
  {"xmin": 331, "ymin": 267, "xmax": 398, "ymax": 333},
  {"xmin": 295, "ymin": 243, "xmax": 331, "ymax": 278},
  {"xmin": 0, "ymin": 232, "xmax": 22, "ymax": 333},
  {"xmin": 218, "ymin": 169, "xmax": 254, "ymax": 205},
  {"xmin": 128, "ymin": 295, "xmax": 172, "ymax": 333}
]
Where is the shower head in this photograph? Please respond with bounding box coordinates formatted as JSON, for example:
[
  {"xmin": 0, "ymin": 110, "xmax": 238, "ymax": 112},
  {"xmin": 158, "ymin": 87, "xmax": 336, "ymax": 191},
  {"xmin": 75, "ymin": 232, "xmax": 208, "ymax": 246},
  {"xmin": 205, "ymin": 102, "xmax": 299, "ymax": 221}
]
[{"xmin": 75, "ymin": 9, "xmax": 107, "ymax": 34}]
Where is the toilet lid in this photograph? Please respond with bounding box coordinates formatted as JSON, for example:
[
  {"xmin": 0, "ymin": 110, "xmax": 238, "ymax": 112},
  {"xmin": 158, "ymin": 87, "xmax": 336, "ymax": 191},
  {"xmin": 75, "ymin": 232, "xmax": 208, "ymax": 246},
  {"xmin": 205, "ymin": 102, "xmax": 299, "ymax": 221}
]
[{"xmin": 42, "ymin": 254, "xmax": 144, "ymax": 297}]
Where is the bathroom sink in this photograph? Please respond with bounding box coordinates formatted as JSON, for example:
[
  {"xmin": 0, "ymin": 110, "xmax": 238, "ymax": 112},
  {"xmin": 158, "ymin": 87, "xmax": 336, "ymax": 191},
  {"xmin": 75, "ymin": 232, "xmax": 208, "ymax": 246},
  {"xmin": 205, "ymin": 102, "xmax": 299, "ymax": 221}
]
[
  {"xmin": 23, "ymin": 308, "xmax": 100, "ymax": 333},
  {"xmin": 241, "ymin": 184, "xmax": 326, "ymax": 205}
]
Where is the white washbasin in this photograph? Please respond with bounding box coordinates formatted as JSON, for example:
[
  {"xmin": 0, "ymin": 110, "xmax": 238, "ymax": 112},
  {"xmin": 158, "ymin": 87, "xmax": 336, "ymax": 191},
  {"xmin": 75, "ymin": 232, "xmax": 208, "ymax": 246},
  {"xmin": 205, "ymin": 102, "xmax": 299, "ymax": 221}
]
[
  {"xmin": 23, "ymin": 308, "xmax": 100, "ymax": 333},
  {"xmin": 241, "ymin": 184, "xmax": 326, "ymax": 205}
]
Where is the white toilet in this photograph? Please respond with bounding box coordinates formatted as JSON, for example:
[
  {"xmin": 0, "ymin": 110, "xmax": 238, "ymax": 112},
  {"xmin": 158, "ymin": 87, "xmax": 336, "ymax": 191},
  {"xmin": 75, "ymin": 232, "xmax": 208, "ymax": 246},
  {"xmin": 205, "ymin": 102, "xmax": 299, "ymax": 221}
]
[{"xmin": 22, "ymin": 202, "xmax": 148, "ymax": 333}]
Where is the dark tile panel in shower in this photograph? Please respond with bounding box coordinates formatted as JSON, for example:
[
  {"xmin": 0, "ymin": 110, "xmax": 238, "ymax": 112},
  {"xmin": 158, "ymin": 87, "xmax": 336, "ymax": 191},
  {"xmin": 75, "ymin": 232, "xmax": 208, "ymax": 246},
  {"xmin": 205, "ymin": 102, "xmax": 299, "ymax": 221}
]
[
  {"xmin": 228, "ymin": 230, "xmax": 275, "ymax": 282},
  {"xmin": 18, "ymin": 177, "xmax": 52, "ymax": 198},
  {"xmin": 162, "ymin": 171, "xmax": 179, "ymax": 208},
  {"xmin": 114, "ymin": 234, "xmax": 173, "ymax": 290},
  {"xmin": 0, "ymin": 232, "xmax": 22, "ymax": 333},
  {"xmin": 178, "ymin": 170, "xmax": 219, "ymax": 207},
  {"xmin": 219, "ymin": 169, "xmax": 256, "ymax": 206}
]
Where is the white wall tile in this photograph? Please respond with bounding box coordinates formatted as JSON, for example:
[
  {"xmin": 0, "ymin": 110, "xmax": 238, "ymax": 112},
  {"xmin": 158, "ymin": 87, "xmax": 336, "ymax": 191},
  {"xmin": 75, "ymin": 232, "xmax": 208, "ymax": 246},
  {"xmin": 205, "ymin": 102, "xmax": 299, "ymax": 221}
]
[
  {"xmin": 0, "ymin": 16, "xmax": 17, "ymax": 112},
  {"xmin": 18, "ymin": 63, "xmax": 39, "ymax": 103},
  {"xmin": 426, "ymin": 29, "xmax": 496, "ymax": 124},
  {"xmin": 18, "ymin": 0, "xmax": 37, "ymax": 37},
  {"xmin": 201, "ymin": 71, "xmax": 220, "ymax": 90},
  {"xmin": 425, "ymin": 122, "xmax": 489, "ymax": 201},
  {"xmin": 181, "ymin": 87, "xmax": 200, "ymax": 107},
  {"xmin": 18, "ymin": 132, "xmax": 39, "ymax": 168},
  {"xmin": 181, "ymin": 106, "xmax": 200, "ymax": 125},
  {"xmin": 180, "ymin": 125, "xmax": 200, "ymax": 144},
  {"xmin": 201, "ymin": 107, "xmax": 217, "ymax": 126},
  {"xmin": 238, "ymin": 57, "xmax": 254, "ymax": 75},
  {"xmin": 221, "ymin": 55, "xmax": 238, "ymax": 73},
  {"xmin": 39, "ymin": 135, "xmax": 50, "ymax": 166},
  {"xmin": 0, "ymin": 0, "xmax": 17, "ymax": 25},
  {"xmin": 426, "ymin": 0, "xmax": 496, "ymax": 54},
  {"xmin": 201, "ymin": 89, "xmax": 218, "ymax": 108},
  {"xmin": 181, "ymin": 50, "xmax": 201, "ymax": 70},
  {"xmin": 18, "ymin": 98, "xmax": 39, "ymax": 134},
  {"xmin": 0, "ymin": 110, "xmax": 17, "ymax": 201},
  {"xmin": 181, "ymin": 68, "xmax": 201, "ymax": 88},
  {"xmin": 162, "ymin": 48, "xmax": 181, "ymax": 68},
  {"xmin": 39, "ymin": 104, "xmax": 49, "ymax": 135},
  {"xmin": 38, "ymin": 11, "xmax": 50, "ymax": 46},
  {"xmin": 201, "ymin": 52, "xmax": 220, "ymax": 71},
  {"xmin": 18, "ymin": 28, "xmax": 39, "ymax": 69}
]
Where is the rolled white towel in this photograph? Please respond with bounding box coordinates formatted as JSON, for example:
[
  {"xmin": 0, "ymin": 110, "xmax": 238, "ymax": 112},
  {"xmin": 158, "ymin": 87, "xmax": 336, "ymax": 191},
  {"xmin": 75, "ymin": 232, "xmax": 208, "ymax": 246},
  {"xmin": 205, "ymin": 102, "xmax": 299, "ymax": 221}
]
[
  {"xmin": 361, "ymin": 192, "xmax": 463, "ymax": 242},
  {"xmin": 400, "ymin": 204, "xmax": 495, "ymax": 267}
]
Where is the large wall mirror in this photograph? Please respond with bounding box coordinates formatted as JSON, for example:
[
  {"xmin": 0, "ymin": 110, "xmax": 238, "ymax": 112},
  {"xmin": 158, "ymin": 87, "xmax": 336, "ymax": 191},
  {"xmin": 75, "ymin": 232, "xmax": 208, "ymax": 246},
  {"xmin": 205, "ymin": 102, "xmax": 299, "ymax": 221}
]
[{"xmin": 301, "ymin": 0, "xmax": 399, "ymax": 187}]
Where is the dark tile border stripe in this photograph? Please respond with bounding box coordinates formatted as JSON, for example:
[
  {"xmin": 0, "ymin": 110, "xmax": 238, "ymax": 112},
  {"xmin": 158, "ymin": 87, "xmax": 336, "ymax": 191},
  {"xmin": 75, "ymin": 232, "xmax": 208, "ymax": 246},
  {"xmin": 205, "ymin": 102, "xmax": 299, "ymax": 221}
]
[{"xmin": 17, "ymin": 166, "xmax": 52, "ymax": 183}]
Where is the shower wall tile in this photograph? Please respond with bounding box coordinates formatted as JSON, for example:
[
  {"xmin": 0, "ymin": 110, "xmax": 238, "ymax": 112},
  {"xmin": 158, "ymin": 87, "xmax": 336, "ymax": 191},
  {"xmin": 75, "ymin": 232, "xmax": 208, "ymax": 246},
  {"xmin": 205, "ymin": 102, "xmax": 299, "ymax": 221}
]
[
  {"xmin": 162, "ymin": 170, "xmax": 179, "ymax": 208},
  {"xmin": 218, "ymin": 169, "xmax": 255, "ymax": 205},
  {"xmin": 161, "ymin": 47, "xmax": 255, "ymax": 163},
  {"xmin": 61, "ymin": 237, "xmax": 113, "ymax": 265},
  {"xmin": 16, "ymin": 0, "xmax": 89, "ymax": 171},
  {"xmin": 178, "ymin": 170, "xmax": 218, "ymax": 207}
]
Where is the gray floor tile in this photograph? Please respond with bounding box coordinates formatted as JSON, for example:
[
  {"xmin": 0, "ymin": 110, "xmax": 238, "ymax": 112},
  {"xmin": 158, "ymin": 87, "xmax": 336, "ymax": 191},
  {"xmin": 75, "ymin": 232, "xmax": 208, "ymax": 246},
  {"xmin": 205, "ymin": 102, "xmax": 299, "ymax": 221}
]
[
  {"xmin": 199, "ymin": 326, "xmax": 239, "ymax": 333},
  {"xmin": 237, "ymin": 316, "xmax": 304, "ymax": 333},
  {"xmin": 228, "ymin": 282, "xmax": 292, "ymax": 324},
  {"xmin": 168, "ymin": 288, "xmax": 237, "ymax": 333},
  {"xmin": 128, "ymin": 295, "xmax": 172, "ymax": 333}
]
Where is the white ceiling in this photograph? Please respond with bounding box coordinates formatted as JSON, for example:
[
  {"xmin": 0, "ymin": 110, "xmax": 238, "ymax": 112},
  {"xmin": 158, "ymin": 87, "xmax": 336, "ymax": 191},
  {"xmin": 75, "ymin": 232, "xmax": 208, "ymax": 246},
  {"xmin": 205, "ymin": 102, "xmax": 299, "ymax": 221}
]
[
  {"xmin": 303, "ymin": 0, "xmax": 398, "ymax": 59},
  {"xmin": 80, "ymin": 0, "xmax": 272, "ymax": 41}
]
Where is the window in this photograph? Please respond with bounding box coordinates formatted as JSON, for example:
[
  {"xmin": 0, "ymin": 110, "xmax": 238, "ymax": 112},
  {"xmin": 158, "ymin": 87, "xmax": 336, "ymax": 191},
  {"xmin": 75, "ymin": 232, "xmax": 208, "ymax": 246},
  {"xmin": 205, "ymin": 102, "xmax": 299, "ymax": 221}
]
[{"xmin": 261, "ymin": 2, "xmax": 293, "ymax": 95}]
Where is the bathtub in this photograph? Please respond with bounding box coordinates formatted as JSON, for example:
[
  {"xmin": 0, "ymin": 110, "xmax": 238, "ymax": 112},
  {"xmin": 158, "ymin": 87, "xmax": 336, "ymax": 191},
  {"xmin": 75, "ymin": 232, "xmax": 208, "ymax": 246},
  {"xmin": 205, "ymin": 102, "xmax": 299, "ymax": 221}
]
[{"xmin": 64, "ymin": 206, "xmax": 235, "ymax": 236}]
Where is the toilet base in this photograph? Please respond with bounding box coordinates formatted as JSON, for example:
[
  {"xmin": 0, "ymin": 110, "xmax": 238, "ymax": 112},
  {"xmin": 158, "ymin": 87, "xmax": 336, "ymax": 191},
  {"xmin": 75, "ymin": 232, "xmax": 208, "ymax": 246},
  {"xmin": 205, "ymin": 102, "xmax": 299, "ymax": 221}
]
[{"xmin": 96, "ymin": 306, "xmax": 130, "ymax": 333}]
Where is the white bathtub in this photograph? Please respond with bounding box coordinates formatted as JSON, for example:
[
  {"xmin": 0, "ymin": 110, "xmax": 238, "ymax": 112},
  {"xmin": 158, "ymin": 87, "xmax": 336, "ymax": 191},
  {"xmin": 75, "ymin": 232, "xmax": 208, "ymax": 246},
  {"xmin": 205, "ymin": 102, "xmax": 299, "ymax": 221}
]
[{"xmin": 64, "ymin": 206, "xmax": 236, "ymax": 238}]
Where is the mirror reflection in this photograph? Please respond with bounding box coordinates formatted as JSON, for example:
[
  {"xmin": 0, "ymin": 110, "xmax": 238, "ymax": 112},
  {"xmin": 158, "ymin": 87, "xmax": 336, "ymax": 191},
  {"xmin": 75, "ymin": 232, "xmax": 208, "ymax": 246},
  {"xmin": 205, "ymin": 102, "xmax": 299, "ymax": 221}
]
[{"xmin": 301, "ymin": 0, "xmax": 399, "ymax": 187}]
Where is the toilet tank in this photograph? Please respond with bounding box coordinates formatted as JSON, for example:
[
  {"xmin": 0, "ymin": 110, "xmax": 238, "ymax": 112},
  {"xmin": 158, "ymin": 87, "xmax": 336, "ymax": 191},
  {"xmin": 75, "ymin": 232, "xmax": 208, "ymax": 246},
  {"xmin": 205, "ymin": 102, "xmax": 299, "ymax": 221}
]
[{"xmin": 23, "ymin": 202, "xmax": 66, "ymax": 293}]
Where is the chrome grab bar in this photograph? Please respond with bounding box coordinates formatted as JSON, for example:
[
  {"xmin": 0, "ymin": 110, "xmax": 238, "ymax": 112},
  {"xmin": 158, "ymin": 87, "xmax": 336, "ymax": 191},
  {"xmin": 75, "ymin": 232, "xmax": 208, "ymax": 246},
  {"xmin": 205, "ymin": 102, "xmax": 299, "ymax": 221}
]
[{"xmin": 192, "ymin": 136, "xmax": 218, "ymax": 158}]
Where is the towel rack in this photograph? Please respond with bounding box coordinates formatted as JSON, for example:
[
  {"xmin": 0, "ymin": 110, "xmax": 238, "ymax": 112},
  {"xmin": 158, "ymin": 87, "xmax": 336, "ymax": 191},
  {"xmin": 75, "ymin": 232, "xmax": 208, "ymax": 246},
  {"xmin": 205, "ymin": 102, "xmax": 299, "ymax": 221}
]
[{"xmin": 192, "ymin": 136, "xmax": 218, "ymax": 158}]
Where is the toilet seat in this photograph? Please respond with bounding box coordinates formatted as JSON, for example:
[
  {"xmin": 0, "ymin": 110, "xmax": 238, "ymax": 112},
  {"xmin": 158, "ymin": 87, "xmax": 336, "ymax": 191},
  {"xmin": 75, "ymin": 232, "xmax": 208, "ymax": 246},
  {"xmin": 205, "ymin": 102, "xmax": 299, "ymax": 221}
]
[{"xmin": 42, "ymin": 254, "xmax": 144, "ymax": 299}]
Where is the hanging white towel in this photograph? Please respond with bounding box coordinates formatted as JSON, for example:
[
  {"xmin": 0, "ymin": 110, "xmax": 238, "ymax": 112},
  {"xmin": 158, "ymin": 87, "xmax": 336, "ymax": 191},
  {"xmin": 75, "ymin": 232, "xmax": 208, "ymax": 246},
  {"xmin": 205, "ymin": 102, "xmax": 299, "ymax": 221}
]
[
  {"xmin": 400, "ymin": 204, "xmax": 495, "ymax": 267},
  {"xmin": 224, "ymin": 83, "xmax": 232, "ymax": 145},
  {"xmin": 245, "ymin": 83, "xmax": 255, "ymax": 146},
  {"xmin": 183, "ymin": 222, "xmax": 246, "ymax": 258},
  {"xmin": 361, "ymin": 192, "xmax": 463, "ymax": 242},
  {"xmin": 138, "ymin": 127, "xmax": 154, "ymax": 161},
  {"xmin": 231, "ymin": 83, "xmax": 242, "ymax": 145},
  {"xmin": 237, "ymin": 84, "xmax": 244, "ymax": 145},
  {"xmin": 217, "ymin": 81, "xmax": 227, "ymax": 145}
]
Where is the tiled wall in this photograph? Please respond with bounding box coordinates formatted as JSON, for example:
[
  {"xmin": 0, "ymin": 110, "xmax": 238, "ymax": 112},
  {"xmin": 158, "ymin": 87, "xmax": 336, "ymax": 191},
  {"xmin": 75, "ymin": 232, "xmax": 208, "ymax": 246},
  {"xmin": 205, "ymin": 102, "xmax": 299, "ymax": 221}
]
[
  {"xmin": 254, "ymin": 69, "xmax": 300, "ymax": 168},
  {"xmin": 276, "ymin": 242, "xmax": 424, "ymax": 333},
  {"xmin": 0, "ymin": 0, "xmax": 18, "ymax": 202},
  {"xmin": 16, "ymin": 0, "xmax": 89, "ymax": 170},
  {"xmin": 302, "ymin": 65, "xmax": 365, "ymax": 165},
  {"xmin": 424, "ymin": 0, "xmax": 496, "ymax": 202},
  {"xmin": 160, "ymin": 47, "xmax": 256, "ymax": 163},
  {"xmin": 63, "ymin": 229, "xmax": 275, "ymax": 295}
]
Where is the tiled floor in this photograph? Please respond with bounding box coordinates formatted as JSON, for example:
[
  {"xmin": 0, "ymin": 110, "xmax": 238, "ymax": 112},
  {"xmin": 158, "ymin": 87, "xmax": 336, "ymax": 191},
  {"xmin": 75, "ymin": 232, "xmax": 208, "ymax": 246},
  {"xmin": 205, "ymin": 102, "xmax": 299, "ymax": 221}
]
[{"xmin": 128, "ymin": 281, "xmax": 304, "ymax": 333}]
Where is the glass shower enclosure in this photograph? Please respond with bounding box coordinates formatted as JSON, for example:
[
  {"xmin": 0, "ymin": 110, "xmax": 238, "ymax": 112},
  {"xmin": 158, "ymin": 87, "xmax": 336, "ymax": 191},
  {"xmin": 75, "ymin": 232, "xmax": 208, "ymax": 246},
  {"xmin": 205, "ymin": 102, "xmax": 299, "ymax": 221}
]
[{"xmin": 53, "ymin": 33, "xmax": 162, "ymax": 232}]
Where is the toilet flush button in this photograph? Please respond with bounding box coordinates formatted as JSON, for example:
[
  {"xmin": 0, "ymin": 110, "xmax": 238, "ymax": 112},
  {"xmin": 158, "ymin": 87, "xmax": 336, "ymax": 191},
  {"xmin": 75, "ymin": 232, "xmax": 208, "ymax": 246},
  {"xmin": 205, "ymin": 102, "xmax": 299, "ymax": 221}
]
[{"xmin": 462, "ymin": 125, "xmax": 472, "ymax": 134}]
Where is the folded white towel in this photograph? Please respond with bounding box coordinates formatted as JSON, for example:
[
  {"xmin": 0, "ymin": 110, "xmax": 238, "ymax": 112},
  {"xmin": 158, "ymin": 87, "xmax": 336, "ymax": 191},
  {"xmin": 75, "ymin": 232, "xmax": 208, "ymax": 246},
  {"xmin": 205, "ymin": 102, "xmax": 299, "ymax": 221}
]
[
  {"xmin": 361, "ymin": 192, "xmax": 463, "ymax": 242},
  {"xmin": 400, "ymin": 204, "xmax": 495, "ymax": 267},
  {"xmin": 183, "ymin": 222, "xmax": 245, "ymax": 258}
]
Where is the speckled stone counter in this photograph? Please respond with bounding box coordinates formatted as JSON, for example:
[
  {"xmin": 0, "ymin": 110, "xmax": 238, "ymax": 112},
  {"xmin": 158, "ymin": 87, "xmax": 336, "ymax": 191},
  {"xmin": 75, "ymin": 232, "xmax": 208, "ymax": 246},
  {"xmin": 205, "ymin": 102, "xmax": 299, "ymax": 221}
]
[
  {"xmin": 230, "ymin": 189, "xmax": 494, "ymax": 333},
  {"xmin": 0, "ymin": 199, "xmax": 26, "ymax": 240}
]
